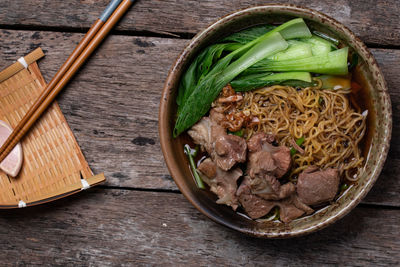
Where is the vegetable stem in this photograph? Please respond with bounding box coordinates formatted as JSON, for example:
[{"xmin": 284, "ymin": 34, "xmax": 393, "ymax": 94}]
[
  {"xmin": 232, "ymin": 72, "xmax": 312, "ymax": 91},
  {"xmin": 249, "ymin": 47, "xmax": 349, "ymax": 75},
  {"xmin": 312, "ymin": 30, "xmax": 340, "ymax": 46},
  {"xmin": 184, "ymin": 144, "xmax": 205, "ymax": 189},
  {"xmin": 299, "ymin": 35, "xmax": 336, "ymax": 55},
  {"xmin": 218, "ymin": 32, "xmax": 289, "ymax": 85},
  {"xmin": 266, "ymin": 40, "xmax": 313, "ymax": 61}
]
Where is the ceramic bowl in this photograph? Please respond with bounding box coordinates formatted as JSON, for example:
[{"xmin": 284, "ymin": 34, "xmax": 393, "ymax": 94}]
[{"xmin": 159, "ymin": 4, "xmax": 392, "ymax": 238}]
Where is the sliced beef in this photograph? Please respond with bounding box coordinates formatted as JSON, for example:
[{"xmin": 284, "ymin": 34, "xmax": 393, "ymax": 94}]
[
  {"xmin": 297, "ymin": 167, "xmax": 340, "ymax": 206},
  {"xmin": 245, "ymin": 133, "xmax": 294, "ymax": 201},
  {"xmin": 239, "ymin": 174, "xmax": 295, "ymax": 201},
  {"xmin": 188, "ymin": 117, "xmax": 212, "ymax": 153},
  {"xmin": 236, "ymin": 177, "xmax": 275, "ymax": 219},
  {"xmin": 277, "ymin": 197, "xmax": 307, "ymax": 223},
  {"xmin": 247, "ymin": 133, "xmax": 291, "ymax": 178},
  {"xmin": 256, "ymin": 179, "xmax": 295, "ymax": 200},
  {"xmin": 197, "ymin": 158, "xmax": 216, "ymax": 179},
  {"xmin": 209, "ymin": 108, "xmax": 226, "ymax": 125},
  {"xmin": 272, "ymin": 147, "xmax": 292, "ymax": 178},
  {"xmin": 247, "ymin": 132, "xmax": 275, "ymax": 152},
  {"xmin": 188, "ymin": 110, "xmax": 247, "ymax": 171},
  {"xmin": 276, "ymin": 194, "xmax": 314, "ymax": 223},
  {"xmin": 237, "ymin": 177, "xmax": 313, "ymax": 221},
  {"xmin": 214, "ymin": 134, "xmax": 247, "ymax": 171},
  {"xmin": 248, "ymin": 150, "xmax": 276, "ymax": 178},
  {"xmin": 197, "ymin": 158, "xmax": 242, "ymax": 210}
]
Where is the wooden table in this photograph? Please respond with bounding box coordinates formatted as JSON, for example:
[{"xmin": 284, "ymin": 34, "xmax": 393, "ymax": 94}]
[{"xmin": 0, "ymin": 1, "xmax": 399, "ymax": 265}]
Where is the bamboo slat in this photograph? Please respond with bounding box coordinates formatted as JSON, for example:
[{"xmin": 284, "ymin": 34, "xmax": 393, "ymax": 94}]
[{"xmin": 0, "ymin": 48, "xmax": 105, "ymax": 208}]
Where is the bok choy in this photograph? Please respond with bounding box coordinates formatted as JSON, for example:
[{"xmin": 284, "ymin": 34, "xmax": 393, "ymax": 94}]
[
  {"xmin": 299, "ymin": 35, "xmax": 337, "ymax": 56},
  {"xmin": 267, "ymin": 40, "xmax": 313, "ymax": 61},
  {"xmin": 248, "ymin": 47, "xmax": 349, "ymax": 75},
  {"xmin": 231, "ymin": 72, "xmax": 312, "ymax": 91},
  {"xmin": 174, "ymin": 32, "xmax": 288, "ymax": 137},
  {"xmin": 173, "ymin": 18, "xmax": 312, "ymax": 137}
]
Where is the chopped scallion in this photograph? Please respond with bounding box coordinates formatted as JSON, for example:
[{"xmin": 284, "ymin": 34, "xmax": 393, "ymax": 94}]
[{"xmin": 184, "ymin": 144, "xmax": 205, "ymax": 189}]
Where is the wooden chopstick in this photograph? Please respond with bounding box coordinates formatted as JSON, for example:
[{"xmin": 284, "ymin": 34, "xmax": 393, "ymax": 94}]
[{"xmin": 0, "ymin": 0, "xmax": 135, "ymax": 163}]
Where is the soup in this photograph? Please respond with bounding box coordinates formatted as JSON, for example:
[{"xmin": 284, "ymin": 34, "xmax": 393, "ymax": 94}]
[{"xmin": 174, "ymin": 18, "xmax": 368, "ymax": 223}]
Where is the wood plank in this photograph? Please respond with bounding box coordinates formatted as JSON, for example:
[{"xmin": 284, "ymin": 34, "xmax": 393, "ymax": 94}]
[
  {"xmin": 0, "ymin": 30, "xmax": 399, "ymax": 206},
  {"xmin": 0, "ymin": 29, "xmax": 186, "ymax": 191},
  {"xmin": 0, "ymin": 189, "xmax": 398, "ymax": 265},
  {"xmin": 0, "ymin": 0, "xmax": 399, "ymax": 46}
]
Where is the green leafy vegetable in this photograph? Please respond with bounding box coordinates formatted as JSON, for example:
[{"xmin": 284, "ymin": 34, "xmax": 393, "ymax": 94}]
[
  {"xmin": 276, "ymin": 18, "xmax": 312, "ymax": 39},
  {"xmin": 218, "ymin": 33, "xmax": 289, "ymax": 84},
  {"xmin": 290, "ymin": 137, "xmax": 305, "ymax": 155},
  {"xmin": 281, "ymin": 79, "xmax": 318, "ymax": 88},
  {"xmin": 177, "ymin": 43, "xmax": 239, "ymax": 111},
  {"xmin": 248, "ymin": 47, "xmax": 349, "ymax": 75},
  {"xmin": 222, "ymin": 25, "xmax": 276, "ymax": 44},
  {"xmin": 266, "ymin": 40, "xmax": 313, "ymax": 61},
  {"xmin": 184, "ymin": 144, "xmax": 205, "ymax": 189},
  {"xmin": 349, "ymin": 53, "xmax": 359, "ymax": 71},
  {"xmin": 231, "ymin": 72, "xmax": 312, "ymax": 91},
  {"xmin": 299, "ymin": 35, "xmax": 337, "ymax": 56},
  {"xmin": 312, "ymin": 30, "xmax": 340, "ymax": 46},
  {"xmin": 174, "ymin": 18, "xmax": 312, "ymax": 137},
  {"xmin": 174, "ymin": 32, "xmax": 289, "ymax": 137}
]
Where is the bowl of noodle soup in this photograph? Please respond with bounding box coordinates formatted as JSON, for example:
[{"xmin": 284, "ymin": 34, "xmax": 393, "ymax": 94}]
[{"xmin": 159, "ymin": 5, "xmax": 391, "ymax": 238}]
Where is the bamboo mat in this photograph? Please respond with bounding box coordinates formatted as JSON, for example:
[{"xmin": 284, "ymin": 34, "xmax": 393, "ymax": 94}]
[{"xmin": 0, "ymin": 48, "xmax": 105, "ymax": 208}]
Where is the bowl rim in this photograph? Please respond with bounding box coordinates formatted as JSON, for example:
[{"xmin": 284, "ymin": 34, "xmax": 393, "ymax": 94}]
[{"xmin": 159, "ymin": 4, "xmax": 392, "ymax": 238}]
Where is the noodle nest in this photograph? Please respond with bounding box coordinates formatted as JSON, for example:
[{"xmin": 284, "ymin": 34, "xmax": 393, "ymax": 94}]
[{"xmin": 239, "ymin": 80, "xmax": 367, "ymax": 181}]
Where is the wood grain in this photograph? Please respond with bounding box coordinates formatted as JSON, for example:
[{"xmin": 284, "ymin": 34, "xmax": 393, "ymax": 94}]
[
  {"xmin": 0, "ymin": 189, "xmax": 398, "ymax": 266},
  {"xmin": 0, "ymin": 30, "xmax": 399, "ymax": 206},
  {"xmin": 0, "ymin": 0, "xmax": 400, "ymax": 46},
  {"xmin": 0, "ymin": 1, "xmax": 398, "ymax": 265}
]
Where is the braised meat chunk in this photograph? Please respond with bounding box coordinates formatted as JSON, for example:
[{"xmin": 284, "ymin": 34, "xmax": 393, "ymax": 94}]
[
  {"xmin": 297, "ymin": 167, "xmax": 340, "ymax": 206},
  {"xmin": 236, "ymin": 179, "xmax": 275, "ymax": 219},
  {"xmin": 247, "ymin": 133, "xmax": 292, "ymax": 178},
  {"xmin": 188, "ymin": 109, "xmax": 247, "ymax": 171},
  {"xmin": 188, "ymin": 100, "xmax": 342, "ymax": 223},
  {"xmin": 214, "ymin": 134, "xmax": 247, "ymax": 171},
  {"xmin": 237, "ymin": 176, "xmax": 313, "ymax": 221},
  {"xmin": 241, "ymin": 172, "xmax": 295, "ymax": 201},
  {"xmin": 198, "ymin": 158, "xmax": 242, "ymax": 210},
  {"xmin": 188, "ymin": 117, "xmax": 212, "ymax": 153}
]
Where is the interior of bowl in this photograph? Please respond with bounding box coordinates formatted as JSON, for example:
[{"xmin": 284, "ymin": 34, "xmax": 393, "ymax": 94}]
[{"xmin": 159, "ymin": 5, "xmax": 392, "ymax": 238}]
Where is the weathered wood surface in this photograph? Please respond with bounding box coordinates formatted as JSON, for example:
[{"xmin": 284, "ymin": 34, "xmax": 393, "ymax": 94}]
[
  {"xmin": 0, "ymin": 0, "xmax": 400, "ymax": 46},
  {"xmin": 1, "ymin": 1, "xmax": 399, "ymax": 264},
  {"xmin": 0, "ymin": 189, "xmax": 399, "ymax": 266},
  {"xmin": 0, "ymin": 30, "xmax": 399, "ymax": 207}
]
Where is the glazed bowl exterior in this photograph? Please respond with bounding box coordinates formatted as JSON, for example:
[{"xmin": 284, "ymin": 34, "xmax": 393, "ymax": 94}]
[{"xmin": 159, "ymin": 4, "xmax": 392, "ymax": 238}]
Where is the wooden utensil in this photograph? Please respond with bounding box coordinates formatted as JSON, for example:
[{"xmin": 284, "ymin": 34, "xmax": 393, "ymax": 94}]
[{"xmin": 0, "ymin": 0, "xmax": 135, "ymax": 165}]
